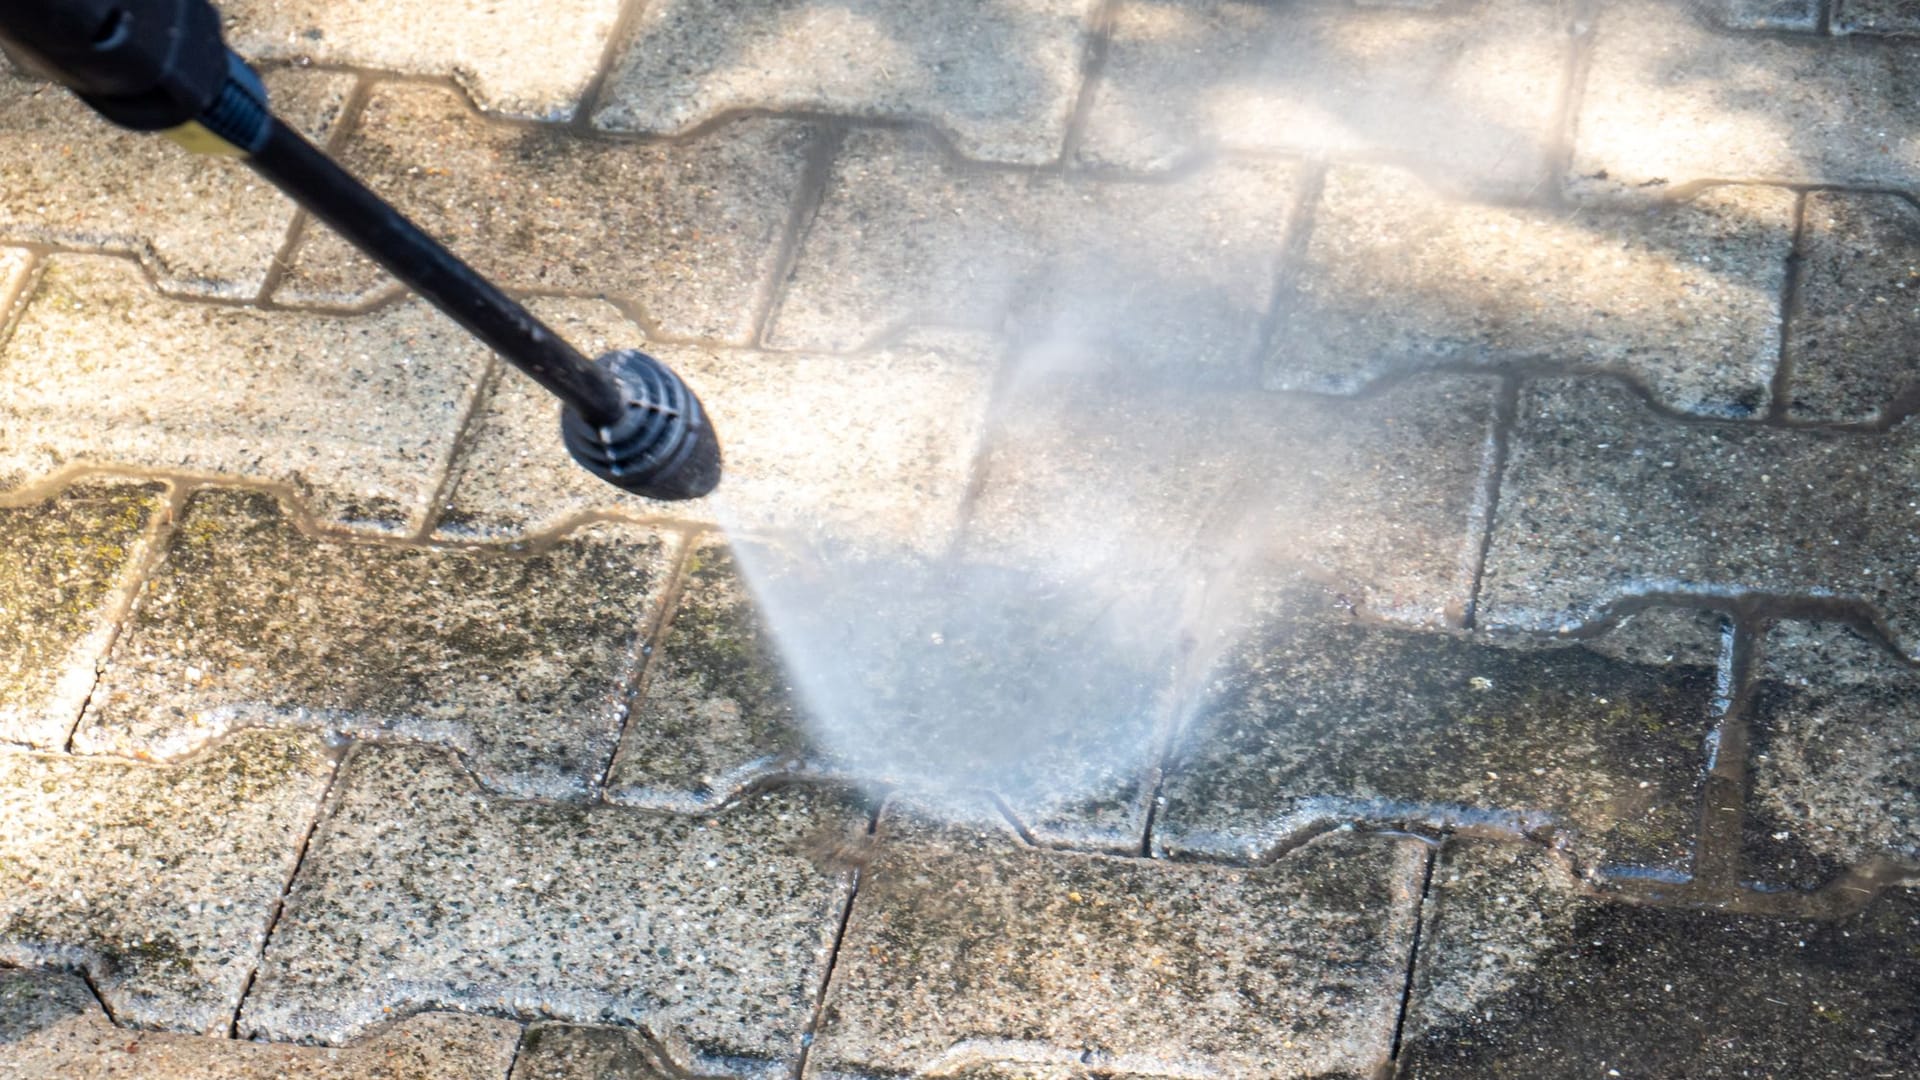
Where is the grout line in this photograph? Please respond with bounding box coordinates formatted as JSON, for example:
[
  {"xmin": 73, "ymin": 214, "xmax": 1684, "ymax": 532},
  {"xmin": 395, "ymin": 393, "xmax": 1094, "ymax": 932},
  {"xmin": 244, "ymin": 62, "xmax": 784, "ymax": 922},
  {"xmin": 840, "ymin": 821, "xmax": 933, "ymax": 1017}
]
[
  {"xmin": 412, "ymin": 357, "xmax": 505, "ymax": 541},
  {"xmin": 0, "ymin": 248, "xmax": 45, "ymax": 354},
  {"xmin": 1250, "ymin": 161, "xmax": 1328, "ymax": 384},
  {"xmin": 226, "ymin": 745, "xmax": 349, "ymax": 1039},
  {"xmin": 572, "ymin": 0, "xmax": 653, "ymax": 130},
  {"xmin": 254, "ymin": 75, "xmax": 377, "ymax": 307},
  {"xmin": 1543, "ymin": 0, "xmax": 1601, "ymax": 204},
  {"xmin": 752, "ymin": 124, "xmax": 844, "ymax": 347},
  {"xmin": 792, "ymin": 801, "xmax": 880, "ymax": 1080},
  {"xmin": 595, "ymin": 532, "xmax": 702, "ymax": 797},
  {"xmin": 1461, "ymin": 377, "xmax": 1520, "ymax": 631},
  {"xmin": 1385, "ymin": 843, "xmax": 1440, "ymax": 1071},
  {"xmin": 1055, "ymin": 0, "xmax": 1123, "ymax": 168},
  {"xmin": 75, "ymin": 968, "xmax": 121, "ymax": 1026},
  {"xmin": 61, "ymin": 481, "xmax": 186, "ymax": 753},
  {"xmin": 1766, "ymin": 191, "xmax": 1811, "ymax": 422}
]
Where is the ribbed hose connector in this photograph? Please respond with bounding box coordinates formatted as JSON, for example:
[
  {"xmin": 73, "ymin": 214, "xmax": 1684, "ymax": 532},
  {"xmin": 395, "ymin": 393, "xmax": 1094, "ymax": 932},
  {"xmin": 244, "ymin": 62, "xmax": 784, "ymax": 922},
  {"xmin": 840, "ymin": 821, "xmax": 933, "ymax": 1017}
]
[{"xmin": 561, "ymin": 349, "xmax": 722, "ymax": 500}]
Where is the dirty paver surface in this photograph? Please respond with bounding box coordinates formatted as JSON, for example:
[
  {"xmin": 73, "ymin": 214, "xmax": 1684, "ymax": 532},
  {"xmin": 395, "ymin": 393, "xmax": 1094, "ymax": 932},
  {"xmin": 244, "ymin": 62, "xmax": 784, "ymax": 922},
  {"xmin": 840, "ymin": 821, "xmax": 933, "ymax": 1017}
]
[{"xmin": 2, "ymin": 1, "xmax": 1919, "ymax": 1077}]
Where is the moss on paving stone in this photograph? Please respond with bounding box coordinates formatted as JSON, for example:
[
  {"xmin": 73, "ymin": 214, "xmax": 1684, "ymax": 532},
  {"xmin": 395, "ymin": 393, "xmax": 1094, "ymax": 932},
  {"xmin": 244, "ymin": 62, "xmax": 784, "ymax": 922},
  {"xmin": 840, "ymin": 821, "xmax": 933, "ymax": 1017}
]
[
  {"xmin": 0, "ymin": 482, "xmax": 163, "ymax": 747},
  {"xmin": 812, "ymin": 805, "xmax": 1424, "ymax": 1078},
  {"xmin": 1400, "ymin": 842, "xmax": 1920, "ymax": 1078},
  {"xmin": 78, "ymin": 487, "xmax": 676, "ymax": 799},
  {"xmin": 1159, "ymin": 580, "xmax": 1721, "ymax": 876}
]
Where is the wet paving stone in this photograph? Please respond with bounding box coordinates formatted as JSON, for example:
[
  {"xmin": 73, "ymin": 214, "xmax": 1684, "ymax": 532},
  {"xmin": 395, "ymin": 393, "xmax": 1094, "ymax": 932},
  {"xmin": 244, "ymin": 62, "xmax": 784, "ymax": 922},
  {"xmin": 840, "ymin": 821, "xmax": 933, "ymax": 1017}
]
[
  {"xmin": 1269, "ymin": 168, "xmax": 1795, "ymax": 417},
  {"xmin": 0, "ymin": 68, "xmax": 353, "ymax": 299},
  {"xmin": 967, "ymin": 370, "xmax": 1501, "ymax": 630},
  {"xmin": 240, "ymin": 744, "xmax": 861, "ymax": 1075},
  {"xmin": 1701, "ymin": 0, "xmax": 1822, "ymax": 29},
  {"xmin": 769, "ymin": 129, "xmax": 1301, "ymax": 365},
  {"xmin": 1157, "ymin": 579, "xmax": 1723, "ymax": 876},
  {"xmin": 1574, "ymin": 0, "xmax": 1920, "ymax": 190},
  {"xmin": 276, "ymin": 83, "xmax": 811, "ymax": 343},
  {"xmin": 0, "ymin": 255, "xmax": 489, "ymax": 535},
  {"xmin": 1, "ymin": 966, "xmax": 520, "ymax": 1079},
  {"xmin": 1080, "ymin": 0, "xmax": 1569, "ymax": 188},
  {"xmin": 435, "ymin": 305, "xmax": 996, "ymax": 554},
  {"xmin": 1834, "ymin": 0, "xmax": 1920, "ymax": 33},
  {"xmin": 1399, "ymin": 841, "xmax": 1920, "ymax": 1078},
  {"xmin": 1745, "ymin": 620, "xmax": 1920, "ymax": 890},
  {"xmin": 1479, "ymin": 377, "xmax": 1920, "ymax": 656},
  {"xmin": 1782, "ymin": 192, "xmax": 1920, "ymax": 424},
  {"xmin": 0, "ymin": 483, "xmax": 164, "ymax": 748},
  {"xmin": 508, "ymin": 1023, "xmax": 685, "ymax": 1080},
  {"xmin": 221, "ymin": 0, "xmax": 623, "ymax": 121},
  {"xmin": 0, "ymin": 731, "xmax": 335, "ymax": 1034},
  {"xmin": 808, "ymin": 805, "xmax": 1426, "ymax": 1079},
  {"xmin": 592, "ymin": 0, "xmax": 1101, "ymax": 165},
  {"xmin": 75, "ymin": 488, "xmax": 677, "ymax": 801}
]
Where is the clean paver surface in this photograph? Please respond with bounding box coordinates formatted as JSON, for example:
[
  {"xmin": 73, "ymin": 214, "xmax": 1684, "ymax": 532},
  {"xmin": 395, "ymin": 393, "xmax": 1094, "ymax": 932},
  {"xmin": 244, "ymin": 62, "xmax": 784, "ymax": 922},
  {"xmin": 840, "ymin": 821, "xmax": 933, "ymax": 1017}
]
[{"xmin": 1, "ymin": 0, "xmax": 1917, "ymax": 1076}]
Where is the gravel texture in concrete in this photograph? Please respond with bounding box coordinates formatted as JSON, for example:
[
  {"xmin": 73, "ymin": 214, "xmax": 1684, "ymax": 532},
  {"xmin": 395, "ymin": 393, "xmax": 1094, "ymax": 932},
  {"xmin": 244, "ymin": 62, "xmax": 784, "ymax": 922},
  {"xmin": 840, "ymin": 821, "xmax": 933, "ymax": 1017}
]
[
  {"xmin": 1782, "ymin": 192, "xmax": 1920, "ymax": 424},
  {"xmin": 592, "ymin": 0, "xmax": 1102, "ymax": 165},
  {"xmin": 76, "ymin": 488, "xmax": 677, "ymax": 800},
  {"xmin": 0, "ymin": 731, "xmax": 334, "ymax": 1034}
]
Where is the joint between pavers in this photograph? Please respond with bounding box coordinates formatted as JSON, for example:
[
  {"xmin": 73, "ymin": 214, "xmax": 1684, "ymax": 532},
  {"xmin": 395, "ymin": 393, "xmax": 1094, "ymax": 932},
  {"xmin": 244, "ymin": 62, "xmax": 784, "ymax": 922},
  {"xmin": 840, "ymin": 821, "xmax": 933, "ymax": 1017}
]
[
  {"xmin": 595, "ymin": 533, "xmax": 702, "ymax": 798},
  {"xmin": 1461, "ymin": 377, "xmax": 1520, "ymax": 631},
  {"xmin": 1385, "ymin": 843, "xmax": 1439, "ymax": 1072},
  {"xmin": 572, "ymin": 0, "xmax": 655, "ymax": 138},
  {"xmin": 753, "ymin": 124, "xmax": 845, "ymax": 348},
  {"xmin": 415, "ymin": 357, "xmax": 506, "ymax": 543},
  {"xmin": 1767, "ymin": 191, "xmax": 1812, "ymax": 423},
  {"xmin": 1543, "ymin": 0, "xmax": 1602, "ymax": 208},
  {"xmin": 1253, "ymin": 160, "xmax": 1330, "ymax": 385},
  {"xmin": 255, "ymin": 74, "xmax": 377, "ymax": 309},
  {"xmin": 1055, "ymin": 0, "xmax": 1124, "ymax": 170}
]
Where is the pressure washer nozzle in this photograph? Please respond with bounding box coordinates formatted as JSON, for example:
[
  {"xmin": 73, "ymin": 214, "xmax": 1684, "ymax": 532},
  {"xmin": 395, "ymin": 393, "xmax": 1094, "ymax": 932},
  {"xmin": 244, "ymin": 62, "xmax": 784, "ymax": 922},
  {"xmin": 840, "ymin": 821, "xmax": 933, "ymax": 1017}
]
[{"xmin": 561, "ymin": 349, "xmax": 722, "ymax": 501}]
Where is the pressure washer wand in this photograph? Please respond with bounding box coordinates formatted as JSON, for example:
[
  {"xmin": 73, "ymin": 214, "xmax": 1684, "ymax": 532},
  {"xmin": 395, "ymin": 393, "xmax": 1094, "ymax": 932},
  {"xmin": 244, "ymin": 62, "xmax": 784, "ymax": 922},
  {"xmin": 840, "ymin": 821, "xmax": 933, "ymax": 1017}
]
[{"xmin": 0, "ymin": 0, "xmax": 720, "ymax": 501}]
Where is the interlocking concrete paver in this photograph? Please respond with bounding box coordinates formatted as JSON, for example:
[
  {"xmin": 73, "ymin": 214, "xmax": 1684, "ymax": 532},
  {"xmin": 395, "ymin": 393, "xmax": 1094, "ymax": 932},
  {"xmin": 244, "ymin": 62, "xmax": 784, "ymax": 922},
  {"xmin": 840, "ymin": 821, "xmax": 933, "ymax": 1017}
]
[
  {"xmin": 275, "ymin": 83, "xmax": 811, "ymax": 343},
  {"xmin": 1269, "ymin": 168, "xmax": 1795, "ymax": 416},
  {"xmin": 221, "ymin": 0, "xmax": 623, "ymax": 121},
  {"xmin": 1574, "ymin": 0, "xmax": 1920, "ymax": 190},
  {"xmin": 767, "ymin": 129, "xmax": 1300, "ymax": 363},
  {"xmin": 74, "ymin": 489, "xmax": 676, "ymax": 800},
  {"xmin": 1783, "ymin": 192, "xmax": 1920, "ymax": 423},
  {"xmin": 435, "ymin": 304, "xmax": 997, "ymax": 553},
  {"xmin": 0, "ymin": 966, "xmax": 94, "ymax": 1043},
  {"xmin": 809, "ymin": 807, "xmax": 1427, "ymax": 1078},
  {"xmin": 1835, "ymin": 0, "xmax": 1920, "ymax": 33},
  {"xmin": 1399, "ymin": 842, "xmax": 1920, "ymax": 1077},
  {"xmin": 1158, "ymin": 581, "xmax": 1722, "ymax": 874},
  {"xmin": 0, "ymin": 69, "xmax": 353, "ymax": 299},
  {"xmin": 0, "ymin": 968, "xmax": 520, "ymax": 1080},
  {"xmin": 606, "ymin": 540, "xmax": 808, "ymax": 812},
  {"xmin": 508, "ymin": 1024, "xmax": 682, "ymax": 1080},
  {"xmin": 0, "ymin": 731, "xmax": 334, "ymax": 1034},
  {"xmin": 240, "ymin": 743, "xmax": 860, "ymax": 1074},
  {"xmin": 592, "ymin": 0, "xmax": 1101, "ymax": 165},
  {"xmin": 0, "ymin": 483, "xmax": 163, "ymax": 748},
  {"xmin": 1745, "ymin": 620, "xmax": 1920, "ymax": 889},
  {"xmin": 1479, "ymin": 377, "xmax": 1920, "ymax": 655},
  {"xmin": 1080, "ymin": 0, "xmax": 1569, "ymax": 188},
  {"xmin": 0, "ymin": 255, "xmax": 490, "ymax": 535},
  {"xmin": 1702, "ymin": 0, "xmax": 1822, "ymax": 29},
  {"xmin": 967, "ymin": 370, "xmax": 1502, "ymax": 629}
]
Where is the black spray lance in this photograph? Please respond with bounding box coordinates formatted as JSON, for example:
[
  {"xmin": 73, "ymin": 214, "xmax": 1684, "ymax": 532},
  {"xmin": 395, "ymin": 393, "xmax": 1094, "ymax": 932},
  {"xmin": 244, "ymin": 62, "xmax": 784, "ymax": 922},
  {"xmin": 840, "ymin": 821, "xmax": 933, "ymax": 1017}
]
[{"xmin": 0, "ymin": 0, "xmax": 721, "ymax": 501}]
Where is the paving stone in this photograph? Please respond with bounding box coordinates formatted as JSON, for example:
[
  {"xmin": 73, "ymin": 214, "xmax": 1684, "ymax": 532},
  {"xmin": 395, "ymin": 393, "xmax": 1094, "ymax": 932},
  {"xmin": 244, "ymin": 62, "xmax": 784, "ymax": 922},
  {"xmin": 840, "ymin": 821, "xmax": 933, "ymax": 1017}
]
[
  {"xmin": 1158, "ymin": 582, "xmax": 1721, "ymax": 875},
  {"xmin": 592, "ymin": 0, "xmax": 1101, "ymax": 165},
  {"xmin": 768, "ymin": 130, "xmax": 1299, "ymax": 363},
  {"xmin": 1835, "ymin": 0, "xmax": 1920, "ymax": 34},
  {"xmin": 74, "ymin": 488, "xmax": 674, "ymax": 800},
  {"xmin": 0, "ymin": 245, "xmax": 29, "ymax": 313},
  {"xmin": 808, "ymin": 808, "xmax": 1426, "ymax": 1078},
  {"xmin": 4, "ymin": 999, "xmax": 519, "ymax": 1078},
  {"xmin": 0, "ymin": 483, "xmax": 164, "ymax": 748},
  {"xmin": 1479, "ymin": 377, "xmax": 1920, "ymax": 655},
  {"xmin": 967, "ymin": 370, "xmax": 1501, "ymax": 630},
  {"xmin": 1269, "ymin": 168, "xmax": 1794, "ymax": 417},
  {"xmin": 509, "ymin": 1023, "xmax": 687, "ymax": 1080},
  {"xmin": 1699, "ymin": 0, "xmax": 1822, "ymax": 29},
  {"xmin": 1783, "ymin": 192, "xmax": 1920, "ymax": 423},
  {"xmin": 0, "ymin": 967, "xmax": 95, "ymax": 1043},
  {"xmin": 1573, "ymin": 0, "xmax": 1920, "ymax": 190},
  {"xmin": 434, "ymin": 302, "xmax": 996, "ymax": 553},
  {"xmin": 1080, "ymin": 0, "xmax": 1569, "ymax": 189},
  {"xmin": 0, "ymin": 68, "xmax": 354, "ymax": 299},
  {"xmin": 240, "ymin": 743, "xmax": 861, "ymax": 1075},
  {"xmin": 275, "ymin": 83, "xmax": 811, "ymax": 343},
  {"xmin": 1399, "ymin": 841, "xmax": 1920, "ymax": 1078},
  {"xmin": 0, "ymin": 731, "xmax": 334, "ymax": 1034},
  {"xmin": 221, "ymin": 0, "xmax": 623, "ymax": 121},
  {"xmin": 1745, "ymin": 620, "xmax": 1920, "ymax": 890},
  {"xmin": 0, "ymin": 255, "xmax": 490, "ymax": 535}
]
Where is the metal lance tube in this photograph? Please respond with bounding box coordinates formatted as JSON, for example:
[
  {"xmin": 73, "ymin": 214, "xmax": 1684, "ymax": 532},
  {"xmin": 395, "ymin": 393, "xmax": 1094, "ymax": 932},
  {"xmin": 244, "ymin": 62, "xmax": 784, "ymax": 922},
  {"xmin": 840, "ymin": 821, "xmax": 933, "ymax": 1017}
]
[{"xmin": 0, "ymin": 0, "xmax": 721, "ymax": 500}]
